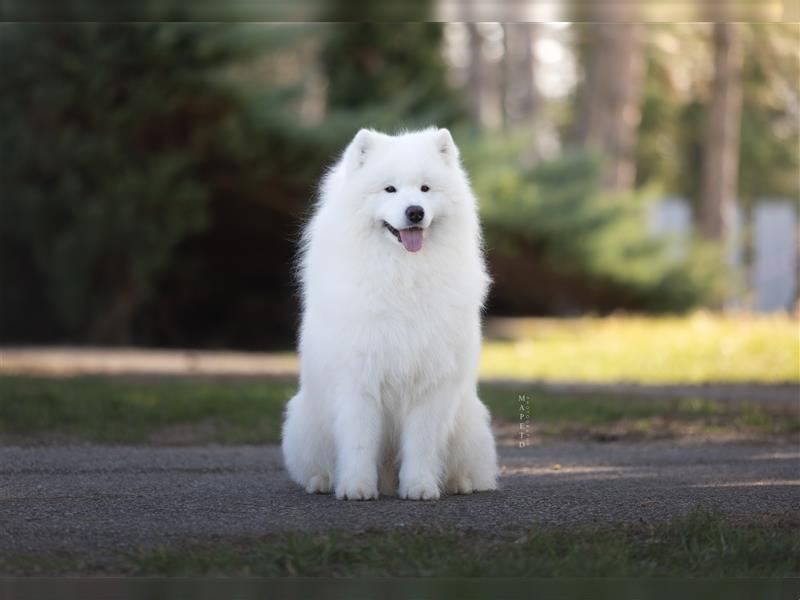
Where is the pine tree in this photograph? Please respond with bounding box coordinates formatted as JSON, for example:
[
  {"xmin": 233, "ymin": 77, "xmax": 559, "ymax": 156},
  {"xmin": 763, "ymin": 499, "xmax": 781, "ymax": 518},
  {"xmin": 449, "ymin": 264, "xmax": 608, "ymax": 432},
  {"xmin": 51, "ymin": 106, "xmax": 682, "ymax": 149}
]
[
  {"xmin": 0, "ymin": 23, "xmax": 283, "ymax": 343},
  {"xmin": 320, "ymin": 1, "xmax": 462, "ymax": 127}
]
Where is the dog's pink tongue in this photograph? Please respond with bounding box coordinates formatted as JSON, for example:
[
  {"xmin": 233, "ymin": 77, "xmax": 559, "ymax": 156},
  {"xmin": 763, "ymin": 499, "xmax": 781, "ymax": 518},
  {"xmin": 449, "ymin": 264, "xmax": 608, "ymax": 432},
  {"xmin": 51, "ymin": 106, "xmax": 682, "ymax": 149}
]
[{"xmin": 399, "ymin": 228, "xmax": 423, "ymax": 252}]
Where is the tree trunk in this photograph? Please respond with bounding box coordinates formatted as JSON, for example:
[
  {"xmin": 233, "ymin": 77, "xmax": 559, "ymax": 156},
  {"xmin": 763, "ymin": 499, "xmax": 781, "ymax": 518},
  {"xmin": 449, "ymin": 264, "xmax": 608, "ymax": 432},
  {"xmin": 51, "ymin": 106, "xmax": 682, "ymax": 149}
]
[
  {"xmin": 500, "ymin": 23, "xmax": 510, "ymax": 130},
  {"xmin": 465, "ymin": 23, "xmax": 484, "ymax": 130},
  {"xmin": 502, "ymin": 24, "xmax": 540, "ymax": 125},
  {"xmin": 700, "ymin": 22, "xmax": 743, "ymax": 242},
  {"xmin": 577, "ymin": 22, "xmax": 646, "ymax": 190}
]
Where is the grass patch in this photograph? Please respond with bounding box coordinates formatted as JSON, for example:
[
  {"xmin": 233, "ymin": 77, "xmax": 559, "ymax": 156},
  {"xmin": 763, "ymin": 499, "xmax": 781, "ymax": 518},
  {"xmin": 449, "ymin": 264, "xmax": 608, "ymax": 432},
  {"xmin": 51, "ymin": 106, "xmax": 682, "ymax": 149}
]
[
  {"xmin": 480, "ymin": 313, "xmax": 800, "ymax": 384},
  {"xmin": 481, "ymin": 386, "xmax": 799, "ymax": 440},
  {"xmin": 1, "ymin": 376, "xmax": 795, "ymax": 444},
  {"xmin": 2, "ymin": 510, "xmax": 797, "ymax": 577},
  {"xmin": 0, "ymin": 376, "xmax": 293, "ymax": 444},
  {"xmin": 119, "ymin": 510, "xmax": 800, "ymax": 577}
]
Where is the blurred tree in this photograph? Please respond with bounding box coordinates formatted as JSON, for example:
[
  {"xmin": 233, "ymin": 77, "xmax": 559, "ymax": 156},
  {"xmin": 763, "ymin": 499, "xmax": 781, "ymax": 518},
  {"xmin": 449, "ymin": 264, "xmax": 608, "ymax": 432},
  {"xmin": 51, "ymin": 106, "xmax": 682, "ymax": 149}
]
[
  {"xmin": 636, "ymin": 24, "xmax": 798, "ymax": 209},
  {"xmin": 501, "ymin": 24, "xmax": 540, "ymax": 128},
  {"xmin": 321, "ymin": 1, "xmax": 462, "ymax": 127},
  {"xmin": 461, "ymin": 133, "xmax": 725, "ymax": 314},
  {"xmin": 0, "ymin": 23, "xmax": 322, "ymax": 345},
  {"xmin": 464, "ymin": 23, "xmax": 485, "ymax": 130},
  {"xmin": 0, "ymin": 24, "xmax": 232, "ymax": 342},
  {"xmin": 736, "ymin": 24, "xmax": 799, "ymax": 206},
  {"xmin": 0, "ymin": 18, "xmax": 471, "ymax": 347},
  {"xmin": 574, "ymin": 16, "xmax": 646, "ymax": 190},
  {"xmin": 635, "ymin": 25, "xmax": 709, "ymax": 195},
  {"xmin": 700, "ymin": 22, "xmax": 743, "ymax": 241}
]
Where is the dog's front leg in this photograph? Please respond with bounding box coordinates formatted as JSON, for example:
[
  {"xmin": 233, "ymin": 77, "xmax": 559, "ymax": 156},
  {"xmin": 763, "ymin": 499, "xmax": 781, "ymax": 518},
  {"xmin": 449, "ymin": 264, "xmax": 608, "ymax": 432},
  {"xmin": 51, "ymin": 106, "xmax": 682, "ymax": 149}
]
[
  {"xmin": 398, "ymin": 387, "xmax": 455, "ymax": 500},
  {"xmin": 333, "ymin": 384, "xmax": 381, "ymax": 500}
]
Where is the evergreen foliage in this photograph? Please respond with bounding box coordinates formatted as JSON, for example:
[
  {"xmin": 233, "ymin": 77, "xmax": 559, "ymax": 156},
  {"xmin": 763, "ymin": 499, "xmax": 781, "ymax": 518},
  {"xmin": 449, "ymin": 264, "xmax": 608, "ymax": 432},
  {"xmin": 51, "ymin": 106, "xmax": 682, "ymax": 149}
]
[
  {"xmin": 0, "ymin": 23, "xmax": 313, "ymax": 343},
  {"xmin": 462, "ymin": 134, "xmax": 725, "ymax": 313},
  {"xmin": 0, "ymin": 19, "xmax": 792, "ymax": 346},
  {"xmin": 321, "ymin": 5, "xmax": 463, "ymax": 127}
]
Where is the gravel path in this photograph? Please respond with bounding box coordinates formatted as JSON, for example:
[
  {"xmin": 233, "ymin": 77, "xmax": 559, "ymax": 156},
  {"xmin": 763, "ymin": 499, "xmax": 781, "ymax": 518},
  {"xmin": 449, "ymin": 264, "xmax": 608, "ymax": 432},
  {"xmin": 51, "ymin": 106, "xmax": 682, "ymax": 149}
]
[{"xmin": 1, "ymin": 441, "xmax": 798, "ymax": 557}]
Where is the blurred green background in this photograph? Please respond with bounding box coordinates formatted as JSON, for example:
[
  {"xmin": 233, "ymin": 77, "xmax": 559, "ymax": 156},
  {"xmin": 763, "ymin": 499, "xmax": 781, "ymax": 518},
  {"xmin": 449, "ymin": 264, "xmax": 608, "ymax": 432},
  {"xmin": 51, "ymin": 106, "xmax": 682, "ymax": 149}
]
[
  {"xmin": 0, "ymin": 11, "xmax": 797, "ymax": 578},
  {"xmin": 0, "ymin": 14, "xmax": 797, "ymax": 349}
]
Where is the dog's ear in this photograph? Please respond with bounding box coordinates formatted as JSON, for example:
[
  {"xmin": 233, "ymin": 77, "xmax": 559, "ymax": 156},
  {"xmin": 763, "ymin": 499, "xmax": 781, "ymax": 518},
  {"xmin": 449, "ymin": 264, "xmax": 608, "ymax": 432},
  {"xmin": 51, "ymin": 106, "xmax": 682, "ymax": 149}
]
[
  {"xmin": 436, "ymin": 128, "xmax": 459, "ymax": 165},
  {"xmin": 343, "ymin": 128, "xmax": 378, "ymax": 174}
]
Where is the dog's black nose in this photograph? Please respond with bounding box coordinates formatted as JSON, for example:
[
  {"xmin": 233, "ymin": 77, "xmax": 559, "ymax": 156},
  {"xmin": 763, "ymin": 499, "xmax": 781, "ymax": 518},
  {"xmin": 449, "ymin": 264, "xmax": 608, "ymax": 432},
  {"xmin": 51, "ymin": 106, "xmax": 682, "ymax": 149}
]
[{"xmin": 406, "ymin": 205, "xmax": 424, "ymax": 224}]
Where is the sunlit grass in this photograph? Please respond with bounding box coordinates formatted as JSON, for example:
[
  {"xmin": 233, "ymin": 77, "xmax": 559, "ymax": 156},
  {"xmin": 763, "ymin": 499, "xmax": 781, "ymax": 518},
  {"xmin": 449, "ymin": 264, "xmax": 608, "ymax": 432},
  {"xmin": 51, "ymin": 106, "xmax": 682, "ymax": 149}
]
[{"xmin": 480, "ymin": 312, "xmax": 799, "ymax": 384}]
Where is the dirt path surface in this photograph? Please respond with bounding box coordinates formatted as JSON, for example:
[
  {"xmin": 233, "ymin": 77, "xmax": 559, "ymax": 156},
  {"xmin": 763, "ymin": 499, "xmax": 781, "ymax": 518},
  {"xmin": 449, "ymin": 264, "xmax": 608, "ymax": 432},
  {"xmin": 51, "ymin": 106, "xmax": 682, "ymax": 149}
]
[{"xmin": 2, "ymin": 441, "xmax": 798, "ymax": 557}]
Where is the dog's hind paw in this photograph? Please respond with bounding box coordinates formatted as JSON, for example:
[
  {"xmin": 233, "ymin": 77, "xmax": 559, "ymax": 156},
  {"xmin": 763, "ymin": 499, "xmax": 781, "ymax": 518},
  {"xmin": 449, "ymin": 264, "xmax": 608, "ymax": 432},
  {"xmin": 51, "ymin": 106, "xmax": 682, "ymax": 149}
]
[
  {"xmin": 447, "ymin": 476, "xmax": 475, "ymax": 495},
  {"xmin": 305, "ymin": 474, "xmax": 332, "ymax": 494}
]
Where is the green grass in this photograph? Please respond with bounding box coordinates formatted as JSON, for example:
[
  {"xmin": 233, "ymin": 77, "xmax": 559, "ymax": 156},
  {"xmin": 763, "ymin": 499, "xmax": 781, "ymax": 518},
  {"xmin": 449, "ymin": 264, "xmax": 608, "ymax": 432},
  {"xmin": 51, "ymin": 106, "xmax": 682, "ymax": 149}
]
[
  {"xmin": 1, "ymin": 375, "xmax": 796, "ymax": 444},
  {"xmin": 0, "ymin": 376, "xmax": 294, "ymax": 444},
  {"xmin": 480, "ymin": 313, "xmax": 800, "ymax": 384},
  {"xmin": 2, "ymin": 510, "xmax": 797, "ymax": 577},
  {"xmin": 481, "ymin": 386, "xmax": 800, "ymax": 440}
]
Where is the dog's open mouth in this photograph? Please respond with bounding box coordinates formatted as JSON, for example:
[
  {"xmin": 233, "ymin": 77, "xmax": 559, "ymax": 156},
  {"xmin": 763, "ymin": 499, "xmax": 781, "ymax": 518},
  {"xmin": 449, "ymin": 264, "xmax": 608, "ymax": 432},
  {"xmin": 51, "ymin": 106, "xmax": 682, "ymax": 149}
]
[{"xmin": 383, "ymin": 222, "xmax": 424, "ymax": 253}]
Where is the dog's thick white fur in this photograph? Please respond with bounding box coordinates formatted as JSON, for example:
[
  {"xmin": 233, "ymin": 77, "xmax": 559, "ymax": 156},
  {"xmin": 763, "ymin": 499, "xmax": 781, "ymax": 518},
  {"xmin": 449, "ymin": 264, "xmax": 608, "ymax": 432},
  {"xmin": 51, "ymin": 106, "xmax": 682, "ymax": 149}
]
[{"xmin": 281, "ymin": 127, "xmax": 498, "ymax": 501}]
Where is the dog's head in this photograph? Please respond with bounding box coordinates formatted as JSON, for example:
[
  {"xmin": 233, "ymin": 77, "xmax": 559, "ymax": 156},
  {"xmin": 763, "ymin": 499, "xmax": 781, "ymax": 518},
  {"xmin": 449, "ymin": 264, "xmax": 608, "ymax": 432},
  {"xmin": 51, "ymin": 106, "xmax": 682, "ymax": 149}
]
[{"xmin": 336, "ymin": 127, "xmax": 473, "ymax": 253}]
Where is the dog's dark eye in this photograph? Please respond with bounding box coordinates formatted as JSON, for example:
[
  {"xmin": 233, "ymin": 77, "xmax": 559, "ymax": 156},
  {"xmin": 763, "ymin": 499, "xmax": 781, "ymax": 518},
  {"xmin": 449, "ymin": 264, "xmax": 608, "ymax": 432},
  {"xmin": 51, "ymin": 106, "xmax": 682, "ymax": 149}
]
[
  {"xmin": 421, "ymin": 185, "xmax": 430, "ymax": 192},
  {"xmin": 384, "ymin": 186, "xmax": 397, "ymax": 193}
]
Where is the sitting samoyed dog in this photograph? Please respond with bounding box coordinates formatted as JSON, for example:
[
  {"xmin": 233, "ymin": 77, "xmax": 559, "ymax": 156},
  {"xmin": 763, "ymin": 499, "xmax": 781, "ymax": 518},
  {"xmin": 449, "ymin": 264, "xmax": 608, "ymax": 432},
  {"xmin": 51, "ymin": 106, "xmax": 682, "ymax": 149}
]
[{"xmin": 282, "ymin": 127, "xmax": 498, "ymax": 500}]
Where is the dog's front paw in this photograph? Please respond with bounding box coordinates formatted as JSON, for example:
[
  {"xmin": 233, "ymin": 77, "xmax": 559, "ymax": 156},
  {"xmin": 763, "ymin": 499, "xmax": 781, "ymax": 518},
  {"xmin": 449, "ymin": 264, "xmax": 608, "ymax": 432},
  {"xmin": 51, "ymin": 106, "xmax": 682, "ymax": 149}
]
[
  {"xmin": 335, "ymin": 478, "xmax": 379, "ymax": 501},
  {"xmin": 399, "ymin": 479, "xmax": 440, "ymax": 501}
]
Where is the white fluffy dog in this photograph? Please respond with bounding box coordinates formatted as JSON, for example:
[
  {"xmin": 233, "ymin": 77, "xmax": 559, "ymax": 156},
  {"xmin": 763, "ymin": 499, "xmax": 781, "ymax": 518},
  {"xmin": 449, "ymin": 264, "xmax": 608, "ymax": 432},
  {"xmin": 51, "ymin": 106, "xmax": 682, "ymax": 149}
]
[{"xmin": 281, "ymin": 127, "xmax": 498, "ymax": 500}]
